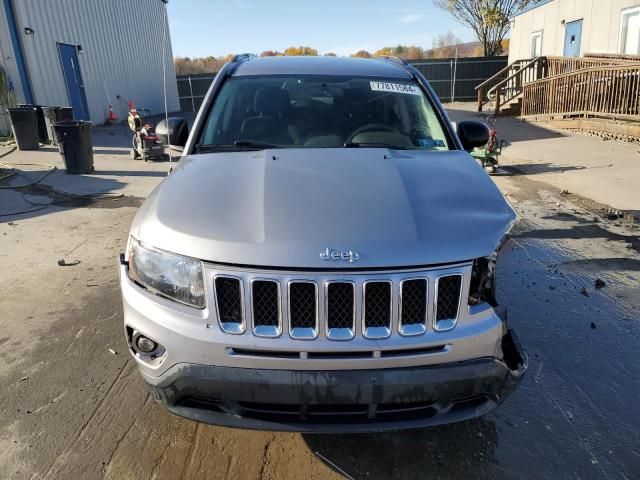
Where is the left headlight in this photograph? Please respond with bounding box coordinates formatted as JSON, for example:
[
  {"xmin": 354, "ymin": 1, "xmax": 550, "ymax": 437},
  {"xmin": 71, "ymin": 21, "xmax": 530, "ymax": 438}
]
[{"xmin": 127, "ymin": 238, "xmax": 205, "ymax": 308}]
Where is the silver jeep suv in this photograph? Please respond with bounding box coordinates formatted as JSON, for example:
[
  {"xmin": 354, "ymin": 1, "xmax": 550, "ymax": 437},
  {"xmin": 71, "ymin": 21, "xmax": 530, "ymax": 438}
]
[{"xmin": 119, "ymin": 55, "xmax": 527, "ymax": 432}]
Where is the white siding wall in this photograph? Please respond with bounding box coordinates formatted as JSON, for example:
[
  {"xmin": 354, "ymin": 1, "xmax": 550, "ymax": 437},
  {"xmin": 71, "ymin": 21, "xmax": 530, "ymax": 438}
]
[
  {"xmin": 9, "ymin": 0, "xmax": 179, "ymax": 124},
  {"xmin": 509, "ymin": 0, "xmax": 640, "ymax": 62}
]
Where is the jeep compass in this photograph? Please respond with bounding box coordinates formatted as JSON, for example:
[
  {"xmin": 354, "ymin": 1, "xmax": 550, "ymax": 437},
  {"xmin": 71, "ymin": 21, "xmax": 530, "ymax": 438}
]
[{"xmin": 119, "ymin": 55, "xmax": 527, "ymax": 432}]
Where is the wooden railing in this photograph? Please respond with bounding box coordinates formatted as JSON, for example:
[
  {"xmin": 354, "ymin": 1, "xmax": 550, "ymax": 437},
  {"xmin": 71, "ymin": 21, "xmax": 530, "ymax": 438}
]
[
  {"xmin": 545, "ymin": 55, "xmax": 637, "ymax": 76},
  {"xmin": 476, "ymin": 57, "xmax": 546, "ymax": 113},
  {"xmin": 521, "ymin": 63, "xmax": 640, "ymax": 118}
]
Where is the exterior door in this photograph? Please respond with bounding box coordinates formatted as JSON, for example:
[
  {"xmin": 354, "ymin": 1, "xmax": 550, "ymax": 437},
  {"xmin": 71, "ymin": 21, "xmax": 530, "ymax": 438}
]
[
  {"xmin": 57, "ymin": 43, "xmax": 89, "ymax": 120},
  {"xmin": 564, "ymin": 20, "xmax": 583, "ymax": 57}
]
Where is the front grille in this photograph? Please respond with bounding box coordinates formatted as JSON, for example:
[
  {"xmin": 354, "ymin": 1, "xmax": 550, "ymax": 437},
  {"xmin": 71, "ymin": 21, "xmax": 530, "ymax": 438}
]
[
  {"xmin": 435, "ymin": 275, "xmax": 462, "ymax": 331},
  {"xmin": 210, "ymin": 265, "xmax": 469, "ymax": 341},
  {"xmin": 214, "ymin": 276, "xmax": 244, "ymax": 333},
  {"xmin": 252, "ymin": 280, "xmax": 280, "ymax": 337},
  {"xmin": 363, "ymin": 281, "xmax": 391, "ymax": 338},
  {"xmin": 326, "ymin": 282, "xmax": 355, "ymax": 340},
  {"xmin": 289, "ymin": 282, "xmax": 317, "ymax": 339}
]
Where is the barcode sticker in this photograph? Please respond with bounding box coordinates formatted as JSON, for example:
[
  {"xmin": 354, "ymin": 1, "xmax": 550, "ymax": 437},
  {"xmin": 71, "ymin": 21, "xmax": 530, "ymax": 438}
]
[{"xmin": 370, "ymin": 81, "xmax": 422, "ymax": 95}]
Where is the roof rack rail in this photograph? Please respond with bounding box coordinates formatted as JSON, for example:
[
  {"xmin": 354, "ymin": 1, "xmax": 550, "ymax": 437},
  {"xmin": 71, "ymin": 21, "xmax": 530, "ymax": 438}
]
[
  {"xmin": 231, "ymin": 53, "xmax": 257, "ymax": 63},
  {"xmin": 379, "ymin": 56, "xmax": 409, "ymax": 66}
]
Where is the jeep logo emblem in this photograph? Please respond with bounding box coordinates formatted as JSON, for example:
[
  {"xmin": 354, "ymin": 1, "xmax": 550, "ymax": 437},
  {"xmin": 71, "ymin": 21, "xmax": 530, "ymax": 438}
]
[{"xmin": 320, "ymin": 248, "xmax": 360, "ymax": 263}]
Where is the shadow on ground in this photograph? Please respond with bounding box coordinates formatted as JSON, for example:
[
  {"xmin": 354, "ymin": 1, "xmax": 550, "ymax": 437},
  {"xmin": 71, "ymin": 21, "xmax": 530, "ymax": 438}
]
[
  {"xmin": 446, "ymin": 108, "xmax": 565, "ymax": 143},
  {"xmin": 304, "ymin": 418, "xmax": 498, "ymax": 479}
]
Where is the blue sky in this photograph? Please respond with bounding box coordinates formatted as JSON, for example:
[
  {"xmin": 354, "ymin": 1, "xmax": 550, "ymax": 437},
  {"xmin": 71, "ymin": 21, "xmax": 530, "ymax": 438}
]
[{"xmin": 167, "ymin": 0, "xmax": 476, "ymax": 58}]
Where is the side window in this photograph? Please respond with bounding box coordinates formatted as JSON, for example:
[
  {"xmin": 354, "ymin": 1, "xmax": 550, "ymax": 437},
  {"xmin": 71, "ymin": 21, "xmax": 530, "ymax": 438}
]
[
  {"xmin": 531, "ymin": 30, "xmax": 543, "ymax": 57},
  {"xmin": 620, "ymin": 6, "xmax": 640, "ymax": 55}
]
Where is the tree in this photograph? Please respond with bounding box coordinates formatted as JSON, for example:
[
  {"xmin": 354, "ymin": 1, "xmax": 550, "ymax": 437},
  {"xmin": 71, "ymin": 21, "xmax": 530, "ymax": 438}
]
[
  {"xmin": 283, "ymin": 46, "xmax": 318, "ymax": 56},
  {"xmin": 260, "ymin": 50, "xmax": 283, "ymax": 57},
  {"xmin": 374, "ymin": 45, "xmax": 425, "ymax": 59},
  {"xmin": 431, "ymin": 31, "xmax": 462, "ymax": 58},
  {"xmin": 324, "ymin": 52, "xmax": 337, "ymax": 57},
  {"xmin": 351, "ymin": 50, "xmax": 372, "ymax": 58},
  {"xmin": 435, "ymin": 0, "xmax": 534, "ymax": 56}
]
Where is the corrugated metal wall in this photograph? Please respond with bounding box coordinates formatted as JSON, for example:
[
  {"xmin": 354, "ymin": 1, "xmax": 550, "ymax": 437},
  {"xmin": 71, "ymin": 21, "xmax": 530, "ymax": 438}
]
[
  {"xmin": 9, "ymin": 0, "xmax": 179, "ymax": 124},
  {"xmin": 0, "ymin": 3, "xmax": 20, "ymax": 134}
]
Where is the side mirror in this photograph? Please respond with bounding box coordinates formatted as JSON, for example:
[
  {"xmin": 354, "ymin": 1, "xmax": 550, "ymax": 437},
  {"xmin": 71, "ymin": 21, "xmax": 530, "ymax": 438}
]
[
  {"xmin": 156, "ymin": 117, "xmax": 189, "ymax": 152},
  {"xmin": 457, "ymin": 120, "xmax": 489, "ymax": 152}
]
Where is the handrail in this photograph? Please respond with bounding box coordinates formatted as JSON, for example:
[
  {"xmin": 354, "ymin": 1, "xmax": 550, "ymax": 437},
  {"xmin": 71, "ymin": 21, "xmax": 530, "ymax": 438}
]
[
  {"xmin": 477, "ymin": 56, "xmax": 546, "ymax": 114},
  {"xmin": 524, "ymin": 61, "xmax": 640, "ymax": 86},
  {"xmin": 475, "ymin": 58, "xmax": 532, "ymax": 90},
  {"xmin": 486, "ymin": 56, "xmax": 544, "ymax": 96},
  {"xmin": 521, "ymin": 61, "xmax": 640, "ymax": 117}
]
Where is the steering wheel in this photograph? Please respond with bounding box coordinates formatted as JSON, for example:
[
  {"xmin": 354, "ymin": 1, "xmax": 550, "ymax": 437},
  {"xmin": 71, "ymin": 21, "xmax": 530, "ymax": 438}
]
[{"xmin": 346, "ymin": 123, "xmax": 401, "ymax": 143}]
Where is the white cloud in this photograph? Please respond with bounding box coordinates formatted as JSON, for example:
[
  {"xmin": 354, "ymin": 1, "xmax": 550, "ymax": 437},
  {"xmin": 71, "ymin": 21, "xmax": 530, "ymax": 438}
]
[{"xmin": 399, "ymin": 13, "xmax": 425, "ymax": 24}]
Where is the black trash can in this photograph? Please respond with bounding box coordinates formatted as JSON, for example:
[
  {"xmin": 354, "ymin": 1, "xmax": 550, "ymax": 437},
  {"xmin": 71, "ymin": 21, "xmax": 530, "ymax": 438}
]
[
  {"xmin": 52, "ymin": 120, "xmax": 94, "ymax": 174},
  {"xmin": 18, "ymin": 104, "xmax": 48, "ymax": 143},
  {"xmin": 42, "ymin": 106, "xmax": 74, "ymax": 145},
  {"xmin": 8, "ymin": 106, "xmax": 40, "ymax": 151}
]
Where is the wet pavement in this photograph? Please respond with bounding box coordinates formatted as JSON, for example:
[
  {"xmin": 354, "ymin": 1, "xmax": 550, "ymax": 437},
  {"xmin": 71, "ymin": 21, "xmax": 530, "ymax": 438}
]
[{"xmin": 1, "ymin": 127, "xmax": 639, "ymax": 479}]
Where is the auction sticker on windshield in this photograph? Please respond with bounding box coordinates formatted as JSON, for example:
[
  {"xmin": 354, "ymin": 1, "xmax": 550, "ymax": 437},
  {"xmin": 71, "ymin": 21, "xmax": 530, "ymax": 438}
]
[{"xmin": 370, "ymin": 81, "xmax": 422, "ymax": 95}]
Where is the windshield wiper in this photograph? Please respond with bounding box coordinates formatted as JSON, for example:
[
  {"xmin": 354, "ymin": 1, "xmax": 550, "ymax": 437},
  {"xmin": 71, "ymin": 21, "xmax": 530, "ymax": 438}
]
[
  {"xmin": 344, "ymin": 142, "xmax": 409, "ymax": 150},
  {"xmin": 194, "ymin": 141, "xmax": 280, "ymax": 153},
  {"xmin": 233, "ymin": 140, "xmax": 280, "ymax": 149}
]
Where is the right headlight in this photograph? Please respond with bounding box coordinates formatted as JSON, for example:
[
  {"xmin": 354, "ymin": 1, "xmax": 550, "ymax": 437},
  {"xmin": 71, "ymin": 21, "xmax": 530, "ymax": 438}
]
[{"xmin": 127, "ymin": 238, "xmax": 205, "ymax": 308}]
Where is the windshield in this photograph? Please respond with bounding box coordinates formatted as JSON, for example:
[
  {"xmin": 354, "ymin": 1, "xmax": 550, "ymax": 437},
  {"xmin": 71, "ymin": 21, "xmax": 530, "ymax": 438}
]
[{"xmin": 196, "ymin": 75, "xmax": 451, "ymax": 151}]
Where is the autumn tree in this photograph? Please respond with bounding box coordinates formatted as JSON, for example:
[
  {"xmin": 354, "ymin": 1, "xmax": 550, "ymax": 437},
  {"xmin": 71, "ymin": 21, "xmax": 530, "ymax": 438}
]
[
  {"xmin": 351, "ymin": 50, "xmax": 372, "ymax": 58},
  {"xmin": 374, "ymin": 45, "xmax": 425, "ymax": 59},
  {"xmin": 260, "ymin": 50, "xmax": 283, "ymax": 57},
  {"xmin": 435, "ymin": 0, "xmax": 533, "ymax": 56},
  {"xmin": 283, "ymin": 46, "xmax": 319, "ymax": 56}
]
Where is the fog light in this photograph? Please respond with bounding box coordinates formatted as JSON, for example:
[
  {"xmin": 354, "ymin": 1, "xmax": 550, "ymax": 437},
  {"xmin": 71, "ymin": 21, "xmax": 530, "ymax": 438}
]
[{"xmin": 136, "ymin": 336, "xmax": 157, "ymax": 353}]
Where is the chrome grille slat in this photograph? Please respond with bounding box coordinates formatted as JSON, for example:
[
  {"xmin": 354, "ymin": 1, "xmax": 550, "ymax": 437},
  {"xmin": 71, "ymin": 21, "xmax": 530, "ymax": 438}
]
[
  {"xmin": 434, "ymin": 274, "xmax": 463, "ymax": 332},
  {"xmin": 325, "ymin": 281, "xmax": 355, "ymax": 340},
  {"xmin": 363, "ymin": 281, "xmax": 392, "ymax": 339},
  {"xmin": 289, "ymin": 281, "xmax": 318, "ymax": 339},
  {"xmin": 251, "ymin": 280, "xmax": 281, "ymax": 337},
  {"xmin": 399, "ymin": 279, "xmax": 427, "ymax": 336},
  {"xmin": 214, "ymin": 276, "xmax": 245, "ymax": 334}
]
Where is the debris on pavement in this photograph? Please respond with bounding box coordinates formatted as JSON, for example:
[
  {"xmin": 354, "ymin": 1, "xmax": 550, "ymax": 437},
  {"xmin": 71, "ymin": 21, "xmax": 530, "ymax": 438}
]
[
  {"xmin": 591, "ymin": 322, "xmax": 597, "ymax": 329},
  {"xmin": 314, "ymin": 452, "xmax": 356, "ymax": 480},
  {"xmin": 57, "ymin": 259, "xmax": 81, "ymax": 267},
  {"xmin": 108, "ymin": 348, "xmax": 117, "ymax": 355},
  {"xmin": 595, "ymin": 278, "xmax": 606, "ymax": 289},
  {"xmin": 580, "ymin": 287, "xmax": 589, "ymax": 297}
]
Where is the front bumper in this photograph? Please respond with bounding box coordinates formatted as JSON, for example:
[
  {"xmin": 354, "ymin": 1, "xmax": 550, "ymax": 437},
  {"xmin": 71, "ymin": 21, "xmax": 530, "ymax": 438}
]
[{"xmin": 143, "ymin": 330, "xmax": 526, "ymax": 433}]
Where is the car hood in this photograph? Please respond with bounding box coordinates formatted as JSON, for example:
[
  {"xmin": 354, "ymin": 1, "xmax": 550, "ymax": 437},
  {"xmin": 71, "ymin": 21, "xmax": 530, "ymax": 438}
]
[{"xmin": 131, "ymin": 148, "xmax": 516, "ymax": 269}]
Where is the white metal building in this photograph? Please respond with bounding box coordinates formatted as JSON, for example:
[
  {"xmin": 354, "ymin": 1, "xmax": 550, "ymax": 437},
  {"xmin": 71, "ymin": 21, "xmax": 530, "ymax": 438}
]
[
  {"xmin": 509, "ymin": 0, "xmax": 640, "ymax": 62},
  {"xmin": 0, "ymin": 0, "xmax": 179, "ymax": 132}
]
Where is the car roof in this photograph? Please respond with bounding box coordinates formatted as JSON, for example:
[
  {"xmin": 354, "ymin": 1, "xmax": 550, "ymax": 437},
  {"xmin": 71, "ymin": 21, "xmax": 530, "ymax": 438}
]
[{"xmin": 232, "ymin": 56, "xmax": 412, "ymax": 79}]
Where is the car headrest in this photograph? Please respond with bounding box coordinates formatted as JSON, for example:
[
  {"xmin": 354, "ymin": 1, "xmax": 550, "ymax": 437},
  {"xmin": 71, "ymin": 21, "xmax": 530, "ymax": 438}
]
[{"xmin": 254, "ymin": 87, "xmax": 290, "ymax": 117}]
